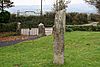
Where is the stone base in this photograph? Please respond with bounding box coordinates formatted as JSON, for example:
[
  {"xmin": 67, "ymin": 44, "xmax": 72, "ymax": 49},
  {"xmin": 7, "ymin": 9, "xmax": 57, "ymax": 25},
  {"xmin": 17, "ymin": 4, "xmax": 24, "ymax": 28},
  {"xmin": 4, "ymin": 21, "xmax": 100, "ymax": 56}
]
[{"xmin": 53, "ymin": 54, "xmax": 64, "ymax": 64}]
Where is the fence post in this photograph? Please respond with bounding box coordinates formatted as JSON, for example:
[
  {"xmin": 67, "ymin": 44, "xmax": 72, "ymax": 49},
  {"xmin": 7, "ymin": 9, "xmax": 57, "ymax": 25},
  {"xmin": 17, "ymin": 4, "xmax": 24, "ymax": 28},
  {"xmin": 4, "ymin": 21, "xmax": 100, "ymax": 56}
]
[
  {"xmin": 38, "ymin": 23, "xmax": 45, "ymax": 37},
  {"xmin": 17, "ymin": 22, "xmax": 21, "ymax": 35}
]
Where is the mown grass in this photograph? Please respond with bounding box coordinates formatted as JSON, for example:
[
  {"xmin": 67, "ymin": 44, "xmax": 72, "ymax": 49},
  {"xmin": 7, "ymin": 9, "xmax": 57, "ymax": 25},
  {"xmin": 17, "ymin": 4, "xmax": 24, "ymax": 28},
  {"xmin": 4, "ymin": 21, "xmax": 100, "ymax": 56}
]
[{"xmin": 0, "ymin": 31, "xmax": 100, "ymax": 67}]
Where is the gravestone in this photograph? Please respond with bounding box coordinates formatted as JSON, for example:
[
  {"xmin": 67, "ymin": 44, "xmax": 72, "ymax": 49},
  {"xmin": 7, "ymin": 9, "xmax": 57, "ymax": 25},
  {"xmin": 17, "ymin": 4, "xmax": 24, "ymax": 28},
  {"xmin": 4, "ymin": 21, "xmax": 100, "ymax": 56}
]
[
  {"xmin": 53, "ymin": 0, "xmax": 66, "ymax": 64},
  {"xmin": 38, "ymin": 23, "xmax": 45, "ymax": 37}
]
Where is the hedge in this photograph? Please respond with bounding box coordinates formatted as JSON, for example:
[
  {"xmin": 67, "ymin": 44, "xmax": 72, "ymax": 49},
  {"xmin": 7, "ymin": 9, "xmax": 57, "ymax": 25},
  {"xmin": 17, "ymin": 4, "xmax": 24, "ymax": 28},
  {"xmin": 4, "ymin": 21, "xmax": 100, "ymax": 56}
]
[
  {"xmin": 0, "ymin": 23, "xmax": 100, "ymax": 32},
  {"xmin": 66, "ymin": 25, "xmax": 100, "ymax": 32},
  {"xmin": 10, "ymin": 14, "xmax": 55, "ymax": 28},
  {"xmin": 10, "ymin": 12, "xmax": 100, "ymax": 27},
  {"xmin": 0, "ymin": 23, "xmax": 17, "ymax": 32}
]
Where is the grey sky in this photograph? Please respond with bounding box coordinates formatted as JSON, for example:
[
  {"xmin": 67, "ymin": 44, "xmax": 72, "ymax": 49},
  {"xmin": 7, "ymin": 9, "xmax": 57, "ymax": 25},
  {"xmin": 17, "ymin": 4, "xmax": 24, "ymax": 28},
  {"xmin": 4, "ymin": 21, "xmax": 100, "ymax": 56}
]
[
  {"xmin": 7, "ymin": 0, "xmax": 97, "ymax": 14},
  {"xmin": 12, "ymin": 0, "xmax": 85, "ymax": 5}
]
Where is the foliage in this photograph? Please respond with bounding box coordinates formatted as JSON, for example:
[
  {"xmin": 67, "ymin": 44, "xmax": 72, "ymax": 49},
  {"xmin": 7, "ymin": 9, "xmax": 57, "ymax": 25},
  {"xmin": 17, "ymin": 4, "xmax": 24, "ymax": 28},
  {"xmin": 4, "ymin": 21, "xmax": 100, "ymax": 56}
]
[
  {"xmin": 90, "ymin": 13, "xmax": 100, "ymax": 22},
  {"xmin": 0, "ymin": 32, "xmax": 100, "ymax": 67},
  {"xmin": 66, "ymin": 25, "xmax": 100, "ymax": 32},
  {"xmin": 0, "ymin": 0, "xmax": 14, "ymax": 12},
  {"xmin": 10, "ymin": 13, "xmax": 55, "ymax": 28},
  {"xmin": 0, "ymin": 23, "xmax": 17, "ymax": 32},
  {"xmin": 0, "ymin": 10, "xmax": 10, "ymax": 23},
  {"xmin": 66, "ymin": 13, "xmax": 88, "ymax": 25},
  {"xmin": 66, "ymin": 27, "xmax": 73, "ymax": 32},
  {"xmin": 10, "ymin": 12, "xmax": 100, "ymax": 28},
  {"xmin": 85, "ymin": 0, "xmax": 100, "ymax": 13},
  {"xmin": 0, "ymin": 12, "xmax": 100, "ymax": 32}
]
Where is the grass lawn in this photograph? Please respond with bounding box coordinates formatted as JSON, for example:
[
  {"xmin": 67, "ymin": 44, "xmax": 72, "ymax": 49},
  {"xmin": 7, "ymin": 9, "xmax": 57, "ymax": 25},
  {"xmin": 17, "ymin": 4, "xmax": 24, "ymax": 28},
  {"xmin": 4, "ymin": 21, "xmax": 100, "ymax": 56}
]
[{"xmin": 0, "ymin": 31, "xmax": 100, "ymax": 67}]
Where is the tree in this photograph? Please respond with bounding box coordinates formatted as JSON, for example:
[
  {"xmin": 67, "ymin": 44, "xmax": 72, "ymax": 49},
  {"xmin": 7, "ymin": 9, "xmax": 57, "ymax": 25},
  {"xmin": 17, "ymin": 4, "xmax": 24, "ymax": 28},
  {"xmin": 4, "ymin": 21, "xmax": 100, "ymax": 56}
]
[
  {"xmin": 0, "ymin": 10, "xmax": 10, "ymax": 23},
  {"xmin": 85, "ymin": 0, "xmax": 100, "ymax": 14},
  {"xmin": 0, "ymin": 0, "xmax": 14, "ymax": 12}
]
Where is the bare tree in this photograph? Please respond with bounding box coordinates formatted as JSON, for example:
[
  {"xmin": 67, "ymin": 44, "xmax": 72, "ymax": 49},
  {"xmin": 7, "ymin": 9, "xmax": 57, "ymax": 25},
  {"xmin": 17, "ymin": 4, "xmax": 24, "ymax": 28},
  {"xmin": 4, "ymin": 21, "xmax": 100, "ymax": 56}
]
[
  {"xmin": 85, "ymin": 0, "xmax": 100, "ymax": 14},
  {"xmin": 0, "ymin": 0, "xmax": 14, "ymax": 12}
]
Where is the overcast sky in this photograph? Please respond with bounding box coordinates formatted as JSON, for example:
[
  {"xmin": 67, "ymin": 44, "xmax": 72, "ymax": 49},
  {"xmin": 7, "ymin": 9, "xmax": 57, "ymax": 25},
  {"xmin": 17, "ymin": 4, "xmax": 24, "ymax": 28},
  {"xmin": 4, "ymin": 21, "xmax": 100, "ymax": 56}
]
[
  {"xmin": 7, "ymin": 0, "xmax": 97, "ymax": 13},
  {"xmin": 11, "ymin": 0, "xmax": 86, "ymax": 5}
]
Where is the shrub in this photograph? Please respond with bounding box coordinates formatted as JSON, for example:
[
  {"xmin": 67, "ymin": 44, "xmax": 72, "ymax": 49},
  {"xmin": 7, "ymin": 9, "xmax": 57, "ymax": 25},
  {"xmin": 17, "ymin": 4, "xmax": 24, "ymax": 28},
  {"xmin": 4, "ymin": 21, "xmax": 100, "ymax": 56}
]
[
  {"xmin": 10, "ymin": 12, "xmax": 100, "ymax": 28},
  {"xmin": 0, "ymin": 11, "xmax": 11, "ymax": 23},
  {"xmin": 0, "ymin": 23, "xmax": 17, "ymax": 32},
  {"xmin": 66, "ymin": 27, "xmax": 73, "ymax": 32},
  {"xmin": 66, "ymin": 25, "xmax": 100, "ymax": 32}
]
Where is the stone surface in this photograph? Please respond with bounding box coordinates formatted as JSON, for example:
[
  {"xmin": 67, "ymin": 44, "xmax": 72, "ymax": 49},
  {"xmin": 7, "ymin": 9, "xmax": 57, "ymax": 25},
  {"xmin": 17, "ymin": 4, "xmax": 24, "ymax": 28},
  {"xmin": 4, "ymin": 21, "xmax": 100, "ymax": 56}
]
[
  {"xmin": 38, "ymin": 23, "xmax": 45, "ymax": 36},
  {"xmin": 53, "ymin": 0, "xmax": 66, "ymax": 64},
  {"xmin": 16, "ymin": 22, "xmax": 21, "ymax": 35},
  {"xmin": 63, "ymin": 9, "xmax": 66, "ymax": 32},
  {"xmin": 53, "ymin": 9, "xmax": 65, "ymax": 64}
]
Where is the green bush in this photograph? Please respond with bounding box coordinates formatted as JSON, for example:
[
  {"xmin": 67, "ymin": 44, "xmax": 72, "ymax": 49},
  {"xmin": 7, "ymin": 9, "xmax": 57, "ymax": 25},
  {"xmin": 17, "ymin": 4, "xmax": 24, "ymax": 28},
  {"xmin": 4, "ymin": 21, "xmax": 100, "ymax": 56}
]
[
  {"xmin": 10, "ymin": 13, "xmax": 55, "ymax": 28},
  {"xmin": 10, "ymin": 12, "xmax": 100, "ymax": 28},
  {"xmin": 66, "ymin": 25, "xmax": 100, "ymax": 32},
  {"xmin": 66, "ymin": 28, "xmax": 73, "ymax": 32},
  {"xmin": 0, "ymin": 23, "xmax": 17, "ymax": 32},
  {"xmin": 0, "ymin": 11, "xmax": 11, "ymax": 23}
]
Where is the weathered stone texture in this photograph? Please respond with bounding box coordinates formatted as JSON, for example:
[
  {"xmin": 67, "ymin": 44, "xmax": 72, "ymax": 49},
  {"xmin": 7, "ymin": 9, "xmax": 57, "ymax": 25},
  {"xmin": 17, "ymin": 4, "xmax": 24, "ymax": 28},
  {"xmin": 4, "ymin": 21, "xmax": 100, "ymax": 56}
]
[{"xmin": 53, "ymin": 9, "xmax": 65, "ymax": 64}]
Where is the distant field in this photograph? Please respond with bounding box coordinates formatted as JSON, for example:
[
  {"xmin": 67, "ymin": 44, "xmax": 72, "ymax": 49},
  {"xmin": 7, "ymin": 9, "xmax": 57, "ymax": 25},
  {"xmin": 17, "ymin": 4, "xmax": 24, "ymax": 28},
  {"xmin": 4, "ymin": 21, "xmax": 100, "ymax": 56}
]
[{"xmin": 0, "ymin": 31, "xmax": 100, "ymax": 67}]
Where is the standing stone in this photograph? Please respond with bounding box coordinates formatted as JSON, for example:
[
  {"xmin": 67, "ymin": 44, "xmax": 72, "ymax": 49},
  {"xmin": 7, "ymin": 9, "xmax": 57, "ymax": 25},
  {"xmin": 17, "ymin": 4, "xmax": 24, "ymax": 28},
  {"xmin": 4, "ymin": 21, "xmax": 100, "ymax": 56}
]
[
  {"xmin": 53, "ymin": 0, "xmax": 66, "ymax": 64},
  {"xmin": 63, "ymin": 9, "xmax": 66, "ymax": 32},
  {"xmin": 17, "ymin": 22, "xmax": 21, "ymax": 35},
  {"xmin": 38, "ymin": 23, "xmax": 45, "ymax": 37}
]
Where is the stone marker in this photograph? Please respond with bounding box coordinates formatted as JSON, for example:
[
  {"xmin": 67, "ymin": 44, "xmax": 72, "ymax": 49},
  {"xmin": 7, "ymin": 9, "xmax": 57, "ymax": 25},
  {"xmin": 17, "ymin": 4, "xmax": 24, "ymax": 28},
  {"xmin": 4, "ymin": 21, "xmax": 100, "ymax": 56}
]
[
  {"xmin": 17, "ymin": 22, "xmax": 21, "ymax": 35},
  {"xmin": 53, "ymin": 0, "xmax": 66, "ymax": 64},
  {"xmin": 38, "ymin": 23, "xmax": 45, "ymax": 36}
]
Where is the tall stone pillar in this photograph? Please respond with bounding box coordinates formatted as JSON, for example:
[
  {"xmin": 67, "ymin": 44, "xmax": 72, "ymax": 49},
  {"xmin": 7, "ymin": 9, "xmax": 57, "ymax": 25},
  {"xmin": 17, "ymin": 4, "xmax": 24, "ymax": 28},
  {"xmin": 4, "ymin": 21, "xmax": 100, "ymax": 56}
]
[{"xmin": 53, "ymin": 0, "xmax": 66, "ymax": 64}]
